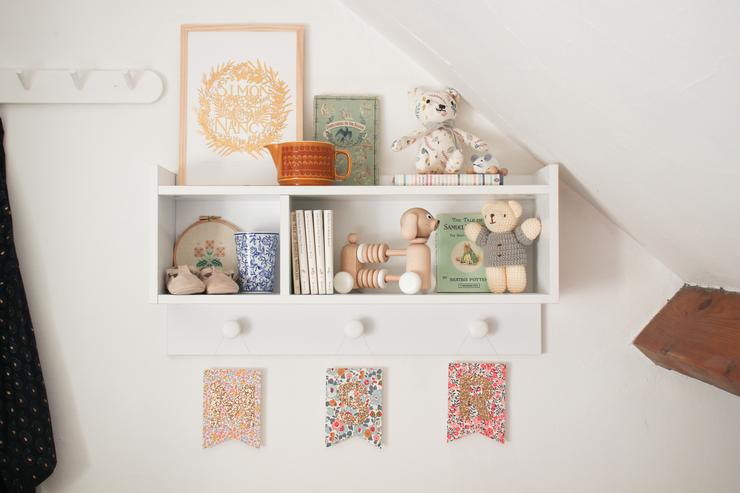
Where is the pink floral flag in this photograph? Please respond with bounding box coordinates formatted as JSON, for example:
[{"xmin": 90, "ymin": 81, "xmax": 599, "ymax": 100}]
[
  {"xmin": 203, "ymin": 368, "xmax": 261, "ymax": 448},
  {"xmin": 447, "ymin": 362, "xmax": 506, "ymax": 443}
]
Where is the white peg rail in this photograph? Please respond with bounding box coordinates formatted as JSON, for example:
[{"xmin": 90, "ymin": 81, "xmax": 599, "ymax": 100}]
[
  {"xmin": 166, "ymin": 304, "xmax": 542, "ymax": 356},
  {"xmin": 0, "ymin": 69, "xmax": 164, "ymax": 103}
]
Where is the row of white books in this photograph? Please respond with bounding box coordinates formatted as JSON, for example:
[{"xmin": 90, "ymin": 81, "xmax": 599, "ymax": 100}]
[{"xmin": 290, "ymin": 210, "xmax": 334, "ymax": 295}]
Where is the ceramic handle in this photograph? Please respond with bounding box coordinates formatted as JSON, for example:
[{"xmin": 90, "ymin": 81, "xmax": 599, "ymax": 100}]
[
  {"xmin": 344, "ymin": 320, "xmax": 364, "ymax": 339},
  {"xmin": 334, "ymin": 149, "xmax": 352, "ymax": 181},
  {"xmin": 222, "ymin": 320, "xmax": 241, "ymax": 339}
]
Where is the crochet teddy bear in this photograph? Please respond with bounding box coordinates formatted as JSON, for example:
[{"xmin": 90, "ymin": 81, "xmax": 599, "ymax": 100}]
[
  {"xmin": 391, "ymin": 87, "xmax": 488, "ymax": 174},
  {"xmin": 463, "ymin": 200, "xmax": 541, "ymax": 293}
]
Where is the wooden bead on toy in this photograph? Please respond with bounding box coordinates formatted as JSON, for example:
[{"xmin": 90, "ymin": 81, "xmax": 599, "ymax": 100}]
[
  {"xmin": 333, "ymin": 271, "xmax": 354, "ymax": 294},
  {"xmin": 399, "ymin": 272, "xmax": 422, "ymax": 294}
]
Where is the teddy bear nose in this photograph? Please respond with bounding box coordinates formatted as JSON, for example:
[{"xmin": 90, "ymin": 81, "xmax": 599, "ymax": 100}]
[{"xmin": 438, "ymin": 104, "xmax": 446, "ymax": 110}]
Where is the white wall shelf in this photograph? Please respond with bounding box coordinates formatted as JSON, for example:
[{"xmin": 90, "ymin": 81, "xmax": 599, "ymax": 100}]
[
  {"xmin": 157, "ymin": 292, "xmax": 554, "ymax": 305},
  {"xmin": 158, "ymin": 184, "xmax": 551, "ymax": 198},
  {"xmin": 151, "ymin": 164, "xmax": 559, "ymax": 355}
]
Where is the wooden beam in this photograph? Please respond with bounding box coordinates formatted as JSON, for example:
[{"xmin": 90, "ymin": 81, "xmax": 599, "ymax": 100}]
[{"xmin": 634, "ymin": 285, "xmax": 740, "ymax": 396}]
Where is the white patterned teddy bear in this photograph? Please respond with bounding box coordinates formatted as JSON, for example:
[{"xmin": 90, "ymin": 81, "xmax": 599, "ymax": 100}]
[{"xmin": 392, "ymin": 87, "xmax": 488, "ymax": 174}]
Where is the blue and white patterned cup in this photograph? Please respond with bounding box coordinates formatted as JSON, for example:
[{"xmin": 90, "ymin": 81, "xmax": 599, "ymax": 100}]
[{"xmin": 233, "ymin": 232, "xmax": 279, "ymax": 293}]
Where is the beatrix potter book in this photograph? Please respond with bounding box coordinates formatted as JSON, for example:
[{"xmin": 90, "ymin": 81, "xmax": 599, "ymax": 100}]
[{"xmin": 436, "ymin": 213, "xmax": 489, "ymax": 292}]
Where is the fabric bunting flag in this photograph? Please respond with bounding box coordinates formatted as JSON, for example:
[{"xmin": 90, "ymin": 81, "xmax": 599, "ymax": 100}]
[
  {"xmin": 447, "ymin": 362, "xmax": 507, "ymax": 443},
  {"xmin": 203, "ymin": 368, "xmax": 261, "ymax": 448},
  {"xmin": 325, "ymin": 367, "xmax": 382, "ymax": 448}
]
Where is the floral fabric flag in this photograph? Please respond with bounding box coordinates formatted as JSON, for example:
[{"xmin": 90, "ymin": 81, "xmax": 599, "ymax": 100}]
[
  {"xmin": 203, "ymin": 368, "xmax": 261, "ymax": 448},
  {"xmin": 325, "ymin": 368, "xmax": 382, "ymax": 448},
  {"xmin": 447, "ymin": 362, "xmax": 506, "ymax": 443}
]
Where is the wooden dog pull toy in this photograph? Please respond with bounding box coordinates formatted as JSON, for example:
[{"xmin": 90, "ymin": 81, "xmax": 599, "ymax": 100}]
[{"xmin": 333, "ymin": 208, "xmax": 439, "ymax": 294}]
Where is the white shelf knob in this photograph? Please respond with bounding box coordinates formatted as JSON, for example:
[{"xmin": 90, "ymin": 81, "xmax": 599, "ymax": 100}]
[
  {"xmin": 222, "ymin": 320, "xmax": 241, "ymax": 339},
  {"xmin": 344, "ymin": 320, "xmax": 364, "ymax": 339},
  {"xmin": 469, "ymin": 320, "xmax": 489, "ymax": 339}
]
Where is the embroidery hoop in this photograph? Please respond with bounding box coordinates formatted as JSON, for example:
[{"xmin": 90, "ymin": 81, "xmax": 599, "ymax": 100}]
[{"xmin": 173, "ymin": 216, "xmax": 239, "ymax": 272}]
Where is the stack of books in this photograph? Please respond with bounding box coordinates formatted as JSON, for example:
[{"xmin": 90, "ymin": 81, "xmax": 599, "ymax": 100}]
[
  {"xmin": 384, "ymin": 174, "xmax": 504, "ymax": 186},
  {"xmin": 290, "ymin": 210, "xmax": 334, "ymax": 294}
]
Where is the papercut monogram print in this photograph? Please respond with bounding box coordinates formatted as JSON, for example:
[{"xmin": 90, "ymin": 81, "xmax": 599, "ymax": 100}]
[
  {"xmin": 325, "ymin": 368, "xmax": 382, "ymax": 448},
  {"xmin": 210, "ymin": 382, "xmax": 256, "ymax": 426},
  {"xmin": 338, "ymin": 381, "xmax": 369, "ymax": 425},
  {"xmin": 459, "ymin": 374, "xmax": 494, "ymax": 421},
  {"xmin": 197, "ymin": 60, "xmax": 291, "ymax": 158},
  {"xmin": 203, "ymin": 368, "xmax": 261, "ymax": 448},
  {"xmin": 447, "ymin": 362, "xmax": 506, "ymax": 443}
]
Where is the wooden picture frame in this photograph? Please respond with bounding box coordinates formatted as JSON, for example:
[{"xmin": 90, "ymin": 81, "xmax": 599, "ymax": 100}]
[{"xmin": 179, "ymin": 24, "xmax": 304, "ymax": 185}]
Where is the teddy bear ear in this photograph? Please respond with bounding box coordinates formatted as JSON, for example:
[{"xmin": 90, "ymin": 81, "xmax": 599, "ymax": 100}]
[
  {"xmin": 409, "ymin": 87, "xmax": 424, "ymax": 99},
  {"xmin": 446, "ymin": 88, "xmax": 461, "ymax": 102},
  {"xmin": 471, "ymin": 154, "xmax": 479, "ymax": 161},
  {"xmin": 508, "ymin": 200, "xmax": 523, "ymax": 219}
]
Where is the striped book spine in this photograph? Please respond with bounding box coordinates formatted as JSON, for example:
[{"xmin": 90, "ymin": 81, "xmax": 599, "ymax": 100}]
[{"xmin": 388, "ymin": 174, "xmax": 503, "ymax": 186}]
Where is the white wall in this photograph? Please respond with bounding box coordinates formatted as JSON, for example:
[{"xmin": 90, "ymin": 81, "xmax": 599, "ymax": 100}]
[
  {"xmin": 341, "ymin": 0, "xmax": 740, "ymax": 291},
  {"xmin": 1, "ymin": 1, "xmax": 739, "ymax": 492}
]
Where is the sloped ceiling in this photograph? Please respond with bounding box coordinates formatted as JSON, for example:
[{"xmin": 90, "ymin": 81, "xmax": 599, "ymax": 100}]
[{"xmin": 342, "ymin": 0, "xmax": 740, "ymax": 290}]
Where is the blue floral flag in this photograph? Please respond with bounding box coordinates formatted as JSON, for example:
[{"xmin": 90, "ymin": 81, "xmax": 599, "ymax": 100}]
[{"xmin": 325, "ymin": 368, "xmax": 382, "ymax": 447}]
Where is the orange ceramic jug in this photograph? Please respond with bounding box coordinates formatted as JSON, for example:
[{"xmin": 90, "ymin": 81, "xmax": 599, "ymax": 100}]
[{"xmin": 265, "ymin": 141, "xmax": 352, "ymax": 185}]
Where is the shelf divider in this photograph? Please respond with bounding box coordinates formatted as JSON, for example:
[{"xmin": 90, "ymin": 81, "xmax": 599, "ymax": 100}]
[{"xmin": 279, "ymin": 195, "xmax": 292, "ymax": 296}]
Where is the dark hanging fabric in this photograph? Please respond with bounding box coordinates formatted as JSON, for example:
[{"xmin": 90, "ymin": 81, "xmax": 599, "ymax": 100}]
[{"xmin": 0, "ymin": 120, "xmax": 56, "ymax": 492}]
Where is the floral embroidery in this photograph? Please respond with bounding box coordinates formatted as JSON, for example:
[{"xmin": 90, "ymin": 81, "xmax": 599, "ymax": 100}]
[
  {"xmin": 325, "ymin": 368, "xmax": 382, "ymax": 448},
  {"xmin": 193, "ymin": 239, "xmax": 225, "ymax": 268},
  {"xmin": 447, "ymin": 362, "xmax": 506, "ymax": 443}
]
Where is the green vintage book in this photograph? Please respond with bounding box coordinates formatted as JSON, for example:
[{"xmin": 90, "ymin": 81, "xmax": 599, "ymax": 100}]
[
  {"xmin": 436, "ymin": 213, "xmax": 489, "ymax": 293},
  {"xmin": 314, "ymin": 95, "xmax": 378, "ymax": 185}
]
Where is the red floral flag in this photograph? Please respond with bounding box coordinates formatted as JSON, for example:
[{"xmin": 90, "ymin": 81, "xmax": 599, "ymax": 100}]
[{"xmin": 447, "ymin": 362, "xmax": 507, "ymax": 443}]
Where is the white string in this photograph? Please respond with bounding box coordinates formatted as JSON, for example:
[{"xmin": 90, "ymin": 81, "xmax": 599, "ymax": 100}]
[
  {"xmin": 455, "ymin": 333, "xmax": 470, "ymax": 354},
  {"xmin": 455, "ymin": 331, "xmax": 500, "ymax": 355},
  {"xmin": 485, "ymin": 334, "xmax": 500, "ymax": 356},
  {"xmin": 362, "ymin": 335, "xmax": 373, "ymax": 354},
  {"xmin": 211, "ymin": 330, "xmax": 252, "ymax": 356},
  {"xmin": 212, "ymin": 336, "xmax": 225, "ymax": 356},
  {"xmin": 335, "ymin": 335, "xmax": 347, "ymax": 354},
  {"xmin": 334, "ymin": 333, "xmax": 374, "ymax": 355},
  {"xmin": 239, "ymin": 334, "xmax": 252, "ymax": 354}
]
